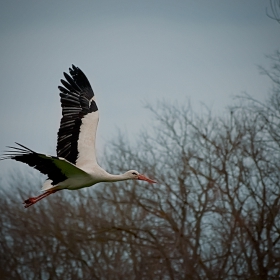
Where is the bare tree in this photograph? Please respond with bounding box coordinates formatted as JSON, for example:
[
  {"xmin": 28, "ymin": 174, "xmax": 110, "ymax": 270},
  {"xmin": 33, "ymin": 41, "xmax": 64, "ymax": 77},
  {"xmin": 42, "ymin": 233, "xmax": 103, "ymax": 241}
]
[
  {"xmin": 267, "ymin": 0, "xmax": 280, "ymax": 24},
  {"xmin": 1, "ymin": 54, "xmax": 280, "ymax": 279}
]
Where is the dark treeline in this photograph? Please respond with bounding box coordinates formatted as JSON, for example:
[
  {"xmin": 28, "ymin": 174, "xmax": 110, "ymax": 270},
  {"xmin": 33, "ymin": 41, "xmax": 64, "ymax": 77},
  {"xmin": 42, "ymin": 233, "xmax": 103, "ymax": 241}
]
[{"xmin": 1, "ymin": 52, "xmax": 280, "ymax": 279}]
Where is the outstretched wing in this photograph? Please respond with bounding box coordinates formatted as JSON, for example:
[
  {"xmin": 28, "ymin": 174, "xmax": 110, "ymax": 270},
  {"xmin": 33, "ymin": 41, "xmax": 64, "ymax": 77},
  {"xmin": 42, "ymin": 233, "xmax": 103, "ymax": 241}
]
[
  {"xmin": 1, "ymin": 143, "xmax": 89, "ymax": 185},
  {"xmin": 57, "ymin": 65, "xmax": 99, "ymax": 169}
]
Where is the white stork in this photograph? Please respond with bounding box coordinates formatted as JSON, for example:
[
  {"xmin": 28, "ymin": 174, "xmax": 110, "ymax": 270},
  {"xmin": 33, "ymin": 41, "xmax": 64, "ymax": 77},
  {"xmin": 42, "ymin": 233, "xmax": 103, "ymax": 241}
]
[{"xmin": 1, "ymin": 65, "xmax": 156, "ymax": 208}]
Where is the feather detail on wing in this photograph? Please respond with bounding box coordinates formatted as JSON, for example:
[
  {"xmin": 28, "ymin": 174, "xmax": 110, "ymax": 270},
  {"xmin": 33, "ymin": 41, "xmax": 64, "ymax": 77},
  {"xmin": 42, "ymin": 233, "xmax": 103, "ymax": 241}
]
[
  {"xmin": 57, "ymin": 65, "xmax": 99, "ymax": 168},
  {"xmin": 1, "ymin": 143, "xmax": 89, "ymax": 185}
]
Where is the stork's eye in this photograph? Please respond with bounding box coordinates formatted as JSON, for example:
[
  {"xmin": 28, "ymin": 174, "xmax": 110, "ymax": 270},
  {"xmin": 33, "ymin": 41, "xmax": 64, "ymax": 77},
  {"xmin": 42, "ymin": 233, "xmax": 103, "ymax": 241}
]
[{"xmin": 132, "ymin": 172, "xmax": 137, "ymax": 175}]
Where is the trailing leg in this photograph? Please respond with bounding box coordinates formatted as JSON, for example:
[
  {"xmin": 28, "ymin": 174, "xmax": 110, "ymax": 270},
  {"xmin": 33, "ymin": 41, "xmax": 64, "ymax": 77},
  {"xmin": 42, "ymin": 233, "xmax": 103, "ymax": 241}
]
[{"xmin": 23, "ymin": 190, "xmax": 58, "ymax": 208}]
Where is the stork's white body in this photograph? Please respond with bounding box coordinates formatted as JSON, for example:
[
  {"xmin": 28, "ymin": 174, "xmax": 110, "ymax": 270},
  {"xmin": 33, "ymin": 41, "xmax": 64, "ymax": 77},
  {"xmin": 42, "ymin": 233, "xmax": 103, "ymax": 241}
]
[{"xmin": 42, "ymin": 164, "xmax": 133, "ymax": 191}]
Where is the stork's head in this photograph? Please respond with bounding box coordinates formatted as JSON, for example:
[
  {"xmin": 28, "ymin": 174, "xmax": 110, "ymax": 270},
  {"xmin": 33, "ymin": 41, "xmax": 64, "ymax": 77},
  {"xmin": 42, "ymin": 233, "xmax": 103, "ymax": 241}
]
[{"xmin": 126, "ymin": 170, "xmax": 157, "ymax": 183}]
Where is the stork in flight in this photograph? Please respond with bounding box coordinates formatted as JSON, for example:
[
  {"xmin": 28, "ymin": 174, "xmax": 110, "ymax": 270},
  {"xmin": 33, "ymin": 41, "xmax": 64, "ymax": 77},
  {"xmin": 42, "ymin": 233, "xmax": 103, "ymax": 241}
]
[{"xmin": 1, "ymin": 65, "xmax": 156, "ymax": 208}]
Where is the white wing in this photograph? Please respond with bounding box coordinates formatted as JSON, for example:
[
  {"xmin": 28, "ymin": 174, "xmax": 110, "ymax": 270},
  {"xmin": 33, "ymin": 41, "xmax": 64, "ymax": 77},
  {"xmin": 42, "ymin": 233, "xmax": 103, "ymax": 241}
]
[{"xmin": 57, "ymin": 65, "xmax": 99, "ymax": 170}]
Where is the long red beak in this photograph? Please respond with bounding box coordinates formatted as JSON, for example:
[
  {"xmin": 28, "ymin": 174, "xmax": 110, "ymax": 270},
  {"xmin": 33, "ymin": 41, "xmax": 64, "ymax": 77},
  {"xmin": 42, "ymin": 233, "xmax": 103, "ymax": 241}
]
[{"xmin": 137, "ymin": 174, "xmax": 157, "ymax": 183}]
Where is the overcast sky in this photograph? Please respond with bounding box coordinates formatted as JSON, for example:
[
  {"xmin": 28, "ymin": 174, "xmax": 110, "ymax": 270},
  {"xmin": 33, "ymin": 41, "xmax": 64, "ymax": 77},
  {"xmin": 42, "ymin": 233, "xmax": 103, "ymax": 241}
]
[{"xmin": 0, "ymin": 1, "xmax": 279, "ymax": 176}]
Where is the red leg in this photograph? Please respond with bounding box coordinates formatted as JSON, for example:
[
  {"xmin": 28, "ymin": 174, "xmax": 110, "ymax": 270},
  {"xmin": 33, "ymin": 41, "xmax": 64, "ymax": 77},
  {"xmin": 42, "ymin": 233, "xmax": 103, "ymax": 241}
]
[{"xmin": 23, "ymin": 190, "xmax": 58, "ymax": 208}]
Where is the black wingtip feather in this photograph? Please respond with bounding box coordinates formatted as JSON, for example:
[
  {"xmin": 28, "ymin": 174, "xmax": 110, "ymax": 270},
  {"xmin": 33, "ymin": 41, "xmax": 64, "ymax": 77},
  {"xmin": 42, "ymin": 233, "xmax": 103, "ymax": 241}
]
[
  {"xmin": 14, "ymin": 142, "xmax": 34, "ymax": 152},
  {"xmin": 1, "ymin": 143, "xmax": 33, "ymax": 161}
]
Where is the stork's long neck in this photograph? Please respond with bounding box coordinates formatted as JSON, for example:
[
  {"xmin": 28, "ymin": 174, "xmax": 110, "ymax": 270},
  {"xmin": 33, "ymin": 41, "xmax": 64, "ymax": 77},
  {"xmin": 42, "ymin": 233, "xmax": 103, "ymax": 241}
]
[{"xmin": 104, "ymin": 173, "xmax": 130, "ymax": 183}]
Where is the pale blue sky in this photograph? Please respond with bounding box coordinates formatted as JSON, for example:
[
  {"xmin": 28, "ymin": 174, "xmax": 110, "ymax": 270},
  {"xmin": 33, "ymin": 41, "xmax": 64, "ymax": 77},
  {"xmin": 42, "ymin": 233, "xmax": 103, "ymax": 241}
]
[{"xmin": 0, "ymin": 0, "xmax": 279, "ymax": 175}]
